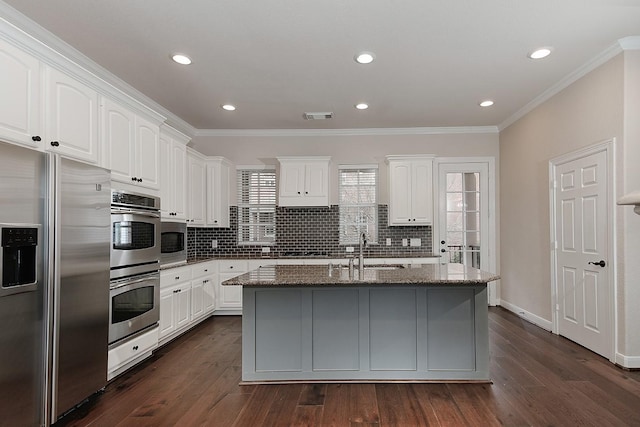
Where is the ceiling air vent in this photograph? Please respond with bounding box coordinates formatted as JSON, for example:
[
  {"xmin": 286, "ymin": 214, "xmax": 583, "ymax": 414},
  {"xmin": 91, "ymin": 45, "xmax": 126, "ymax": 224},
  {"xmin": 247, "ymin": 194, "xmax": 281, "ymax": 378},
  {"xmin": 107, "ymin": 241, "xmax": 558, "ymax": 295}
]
[{"xmin": 303, "ymin": 112, "xmax": 333, "ymax": 120}]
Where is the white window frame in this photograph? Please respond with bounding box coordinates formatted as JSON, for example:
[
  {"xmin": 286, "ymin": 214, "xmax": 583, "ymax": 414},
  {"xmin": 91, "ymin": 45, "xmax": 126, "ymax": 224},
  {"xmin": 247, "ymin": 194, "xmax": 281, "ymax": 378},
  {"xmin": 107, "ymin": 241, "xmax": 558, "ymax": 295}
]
[
  {"xmin": 237, "ymin": 166, "xmax": 276, "ymax": 245},
  {"xmin": 338, "ymin": 164, "xmax": 378, "ymax": 245}
]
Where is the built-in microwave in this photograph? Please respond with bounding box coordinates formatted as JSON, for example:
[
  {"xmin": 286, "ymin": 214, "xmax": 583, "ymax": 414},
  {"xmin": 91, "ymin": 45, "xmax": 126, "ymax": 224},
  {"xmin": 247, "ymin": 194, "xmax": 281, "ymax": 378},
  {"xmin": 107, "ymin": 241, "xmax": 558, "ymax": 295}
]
[{"xmin": 160, "ymin": 221, "xmax": 187, "ymax": 266}]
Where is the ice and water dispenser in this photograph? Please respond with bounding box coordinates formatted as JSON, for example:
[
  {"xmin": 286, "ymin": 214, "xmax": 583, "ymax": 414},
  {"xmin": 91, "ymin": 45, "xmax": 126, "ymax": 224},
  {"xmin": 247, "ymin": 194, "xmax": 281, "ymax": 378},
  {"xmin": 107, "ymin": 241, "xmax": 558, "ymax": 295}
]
[{"xmin": 0, "ymin": 225, "xmax": 40, "ymax": 294}]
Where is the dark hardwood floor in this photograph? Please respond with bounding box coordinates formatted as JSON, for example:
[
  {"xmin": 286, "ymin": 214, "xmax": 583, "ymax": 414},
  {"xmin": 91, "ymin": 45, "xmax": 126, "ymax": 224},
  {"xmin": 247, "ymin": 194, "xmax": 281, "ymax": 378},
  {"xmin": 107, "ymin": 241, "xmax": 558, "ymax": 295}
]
[{"xmin": 56, "ymin": 307, "xmax": 640, "ymax": 426}]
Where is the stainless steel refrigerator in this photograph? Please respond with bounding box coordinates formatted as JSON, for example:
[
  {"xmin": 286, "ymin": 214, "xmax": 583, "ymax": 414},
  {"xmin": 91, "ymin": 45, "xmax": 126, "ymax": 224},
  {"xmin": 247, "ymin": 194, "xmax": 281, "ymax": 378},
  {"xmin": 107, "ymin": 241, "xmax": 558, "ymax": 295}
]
[{"xmin": 0, "ymin": 141, "xmax": 110, "ymax": 426}]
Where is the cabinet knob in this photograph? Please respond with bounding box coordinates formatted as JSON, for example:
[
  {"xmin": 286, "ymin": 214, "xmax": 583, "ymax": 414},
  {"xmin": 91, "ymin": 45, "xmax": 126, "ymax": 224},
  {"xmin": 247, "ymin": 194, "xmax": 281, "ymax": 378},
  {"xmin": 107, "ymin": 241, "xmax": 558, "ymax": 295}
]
[
  {"xmin": 131, "ymin": 177, "xmax": 137, "ymax": 181},
  {"xmin": 204, "ymin": 269, "xmax": 208, "ymax": 272},
  {"xmin": 214, "ymin": 220, "xmax": 218, "ymax": 223},
  {"xmin": 138, "ymin": 178, "xmax": 143, "ymax": 183},
  {"xmin": 32, "ymin": 135, "xmax": 41, "ymax": 142},
  {"xmin": 133, "ymin": 345, "xmax": 139, "ymax": 351},
  {"xmin": 297, "ymin": 191, "xmax": 301, "ymax": 194},
  {"xmin": 175, "ymin": 276, "xmax": 180, "ymax": 280},
  {"xmin": 50, "ymin": 141, "xmax": 60, "ymax": 147},
  {"xmin": 441, "ymin": 240, "xmax": 446, "ymax": 245},
  {"xmin": 441, "ymin": 249, "xmax": 446, "ymax": 253},
  {"xmin": 229, "ymin": 266, "xmax": 233, "ymax": 269},
  {"xmin": 305, "ymin": 191, "xmax": 308, "ymax": 194}
]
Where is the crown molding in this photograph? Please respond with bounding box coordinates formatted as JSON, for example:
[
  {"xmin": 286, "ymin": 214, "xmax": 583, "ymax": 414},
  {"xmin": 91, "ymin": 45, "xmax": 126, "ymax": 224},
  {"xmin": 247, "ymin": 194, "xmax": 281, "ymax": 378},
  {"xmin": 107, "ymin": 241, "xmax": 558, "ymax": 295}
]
[
  {"xmin": 618, "ymin": 36, "xmax": 640, "ymax": 50},
  {"xmin": 498, "ymin": 39, "xmax": 629, "ymax": 131},
  {"xmin": 194, "ymin": 126, "xmax": 499, "ymax": 138},
  {"xmin": 0, "ymin": 1, "xmax": 196, "ymax": 136}
]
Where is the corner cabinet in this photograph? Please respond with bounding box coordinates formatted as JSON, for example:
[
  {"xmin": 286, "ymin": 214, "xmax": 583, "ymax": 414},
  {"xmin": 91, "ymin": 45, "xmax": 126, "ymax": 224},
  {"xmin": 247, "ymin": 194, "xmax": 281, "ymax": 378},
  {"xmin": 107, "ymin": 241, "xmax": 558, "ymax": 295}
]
[
  {"xmin": 386, "ymin": 155, "xmax": 434, "ymax": 226},
  {"xmin": 159, "ymin": 125, "xmax": 189, "ymax": 220},
  {"xmin": 101, "ymin": 97, "xmax": 161, "ymax": 190},
  {"xmin": 45, "ymin": 66, "xmax": 100, "ymax": 164},
  {"xmin": 0, "ymin": 39, "xmax": 42, "ymax": 149},
  {"xmin": 206, "ymin": 157, "xmax": 231, "ymax": 227},
  {"xmin": 277, "ymin": 157, "xmax": 330, "ymax": 206}
]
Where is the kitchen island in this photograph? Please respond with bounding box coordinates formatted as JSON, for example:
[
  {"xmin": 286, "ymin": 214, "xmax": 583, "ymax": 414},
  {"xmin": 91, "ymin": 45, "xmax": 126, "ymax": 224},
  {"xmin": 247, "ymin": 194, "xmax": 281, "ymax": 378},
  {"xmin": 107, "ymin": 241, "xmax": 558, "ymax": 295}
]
[{"xmin": 223, "ymin": 263, "xmax": 499, "ymax": 383}]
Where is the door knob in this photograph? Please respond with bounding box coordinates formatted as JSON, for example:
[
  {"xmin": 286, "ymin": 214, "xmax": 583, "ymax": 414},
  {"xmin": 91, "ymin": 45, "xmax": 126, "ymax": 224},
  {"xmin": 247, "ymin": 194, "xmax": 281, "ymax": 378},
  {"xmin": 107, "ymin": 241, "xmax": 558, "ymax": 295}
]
[{"xmin": 588, "ymin": 260, "xmax": 606, "ymax": 267}]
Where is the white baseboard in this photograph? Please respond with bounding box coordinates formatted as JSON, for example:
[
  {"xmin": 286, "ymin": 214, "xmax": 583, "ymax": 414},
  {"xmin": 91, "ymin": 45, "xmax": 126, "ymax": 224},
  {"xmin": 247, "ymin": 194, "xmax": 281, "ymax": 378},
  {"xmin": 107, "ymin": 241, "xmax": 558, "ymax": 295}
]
[
  {"xmin": 498, "ymin": 300, "xmax": 553, "ymax": 331},
  {"xmin": 615, "ymin": 353, "xmax": 640, "ymax": 369}
]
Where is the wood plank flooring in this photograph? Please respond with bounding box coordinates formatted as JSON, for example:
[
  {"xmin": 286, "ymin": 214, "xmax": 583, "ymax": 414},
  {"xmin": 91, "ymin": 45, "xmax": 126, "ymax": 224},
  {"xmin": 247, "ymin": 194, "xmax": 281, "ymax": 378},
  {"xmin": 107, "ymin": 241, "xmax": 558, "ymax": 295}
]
[{"xmin": 55, "ymin": 307, "xmax": 640, "ymax": 426}]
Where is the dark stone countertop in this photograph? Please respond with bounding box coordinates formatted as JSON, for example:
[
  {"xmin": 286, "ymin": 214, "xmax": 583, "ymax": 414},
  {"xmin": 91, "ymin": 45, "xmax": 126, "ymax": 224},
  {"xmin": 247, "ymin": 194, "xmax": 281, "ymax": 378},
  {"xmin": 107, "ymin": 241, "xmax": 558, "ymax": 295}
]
[{"xmin": 222, "ymin": 264, "xmax": 500, "ymax": 287}]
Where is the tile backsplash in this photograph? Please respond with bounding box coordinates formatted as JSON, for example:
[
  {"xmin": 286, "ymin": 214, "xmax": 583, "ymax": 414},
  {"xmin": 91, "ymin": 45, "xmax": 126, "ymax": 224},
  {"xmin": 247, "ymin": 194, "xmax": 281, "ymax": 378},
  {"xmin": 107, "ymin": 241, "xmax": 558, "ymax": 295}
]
[{"xmin": 188, "ymin": 205, "xmax": 432, "ymax": 259}]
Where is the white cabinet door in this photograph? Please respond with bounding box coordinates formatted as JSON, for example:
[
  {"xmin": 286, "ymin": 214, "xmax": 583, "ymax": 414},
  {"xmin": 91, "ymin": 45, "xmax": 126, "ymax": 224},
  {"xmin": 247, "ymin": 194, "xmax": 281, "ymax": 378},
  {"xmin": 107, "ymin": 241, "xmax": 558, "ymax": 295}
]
[
  {"xmin": 175, "ymin": 285, "xmax": 191, "ymax": 329},
  {"xmin": 159, "ymin": 288, "xmax": 177, "ymax": 339},
  {"xmin": 0, "ymin": 39, "xmax": 42, "ymax": 148},
  {"xmin": 202, "ymin": 275, "xmax": 216, "ymax": 314},
  {"xmin": 388, "ymin": 161, "xmax": 413, "ymax": 224},
  {"xmin": 191, "ymin": 279, "xmax": 204, "ymax": 319},
  {"xmin": 187, "ymin": 152, "xmax": 206, "ymax": 226},
  {"xmin": 102, "ymin": 97, "xmax": 135, "ymax": 181},
  {"xmin": 45, "ymin": 66, "xmax": 99, "ymax": 164},
  {"xmin": 135, "ymin": 115, "xmax": 160, "ymax": 190},
  {"xmin": 206, "ymin": 158, "xmax": 230, "ymax": 227},
  {"xmin": 159, "ymin": 132, "xmax": 188, "ymax": 219},
  {"xmin": 387, "ymin": 156, "xmax": 433, "ymax": 226},
  {"xmin": 218, "ymin": 273, "xmax": 243, "ymax": 309},
  {"xmin": 278, "ymin": 157, "xmax": 330, "ymax": 206}
]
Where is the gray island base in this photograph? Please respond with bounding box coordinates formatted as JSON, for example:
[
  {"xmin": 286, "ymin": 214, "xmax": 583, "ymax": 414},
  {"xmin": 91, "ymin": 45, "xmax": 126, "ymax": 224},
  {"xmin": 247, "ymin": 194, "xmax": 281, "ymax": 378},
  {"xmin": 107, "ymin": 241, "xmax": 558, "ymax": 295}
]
[{"xmin": 223, "ymin": 264, "xmax": 500, "ymax": 383}]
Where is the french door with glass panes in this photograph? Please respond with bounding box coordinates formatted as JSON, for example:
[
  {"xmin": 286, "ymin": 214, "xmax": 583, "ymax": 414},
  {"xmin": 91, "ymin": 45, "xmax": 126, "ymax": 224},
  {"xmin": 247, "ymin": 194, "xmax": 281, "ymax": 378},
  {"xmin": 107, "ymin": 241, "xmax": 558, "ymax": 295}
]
[{"xmin": 437, "ymin": 161, "xmax": 495, "ymax": 303}]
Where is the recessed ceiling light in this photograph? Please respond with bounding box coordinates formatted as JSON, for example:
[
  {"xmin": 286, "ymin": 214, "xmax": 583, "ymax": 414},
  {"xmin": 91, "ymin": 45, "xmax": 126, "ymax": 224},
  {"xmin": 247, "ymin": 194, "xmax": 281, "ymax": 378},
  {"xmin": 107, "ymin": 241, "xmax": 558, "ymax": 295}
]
[
  {"xmin": 171, "ymin": 54, "xmax": 192, "ymax": 65},
  {"xmin": 355, "ymin": 52, "xmax": 375, "ymax": 64},
  {"xmin": 221, "ymin": 104, "xmax": 236, "ymax": 111},
  {"xmin": 479, "ymin": 100, "xmax": 494, "ymax": 107},
  {"xmin": 528, "ymin": 48, "xmax": 552, "ymax": 60},
  {"xmin": 355, "ymin": 103, "xmax": 369, "ymax": 110}
]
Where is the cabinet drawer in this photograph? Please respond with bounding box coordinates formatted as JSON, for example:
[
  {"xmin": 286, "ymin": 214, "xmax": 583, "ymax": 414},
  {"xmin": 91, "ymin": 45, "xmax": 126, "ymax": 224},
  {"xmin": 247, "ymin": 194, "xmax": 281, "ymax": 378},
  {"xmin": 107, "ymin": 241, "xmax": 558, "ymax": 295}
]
[
  {"xmin": 192, "ymin": 261, "xmax": 216, "ymax": 278},
  {"xmin": 161, "ymin": 266, "xmax": 192, "ymax": 287},
  {"xmin": 219, "ymin": 260, "xmax": 248, "ymax": 273},
  {"xmin": 108, "ymin": 326, "xmax": 158, "ymax": 372}
]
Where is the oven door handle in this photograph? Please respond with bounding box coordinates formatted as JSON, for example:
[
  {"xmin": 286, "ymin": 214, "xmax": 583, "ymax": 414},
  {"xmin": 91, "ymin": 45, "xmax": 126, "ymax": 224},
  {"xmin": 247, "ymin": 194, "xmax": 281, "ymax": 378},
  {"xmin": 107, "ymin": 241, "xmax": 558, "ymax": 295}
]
[
  {"xmin": 111, "ymin": 207, "xmax": 160, "ymax": 218},
  {"xmin": 110, "ymin": 273, "xmax": 159, "ymax": 290}
]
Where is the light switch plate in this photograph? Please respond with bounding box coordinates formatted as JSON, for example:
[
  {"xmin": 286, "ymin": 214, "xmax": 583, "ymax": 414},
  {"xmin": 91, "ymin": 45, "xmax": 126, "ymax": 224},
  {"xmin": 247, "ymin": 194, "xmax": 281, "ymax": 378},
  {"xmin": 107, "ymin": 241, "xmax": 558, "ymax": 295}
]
[
  {"xmin": 346, "ymin": 246, "xmax": 354, "ymax": 253},
  {"xmin": 211, "ymin": 240, "xmax": 218, "ymax": 249},
  {"xmin": 402, "ymin": 239, "xmax": 408, "ymax": 247},
  {"xmin": 410, "ymin": 238, "xmax": 421, "ymax": 247},
  {"xmin": 386, "ymin": 238, "xmax": 392, "ymax": 246},
  {"xmin": 262, "ymin": 247, "xmax": 270, "ymax": 253}
]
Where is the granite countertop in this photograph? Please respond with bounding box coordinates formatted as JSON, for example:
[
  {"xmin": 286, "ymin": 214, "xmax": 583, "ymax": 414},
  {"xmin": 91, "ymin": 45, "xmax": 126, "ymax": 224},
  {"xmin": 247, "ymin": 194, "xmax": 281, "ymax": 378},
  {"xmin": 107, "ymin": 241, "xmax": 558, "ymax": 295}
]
[{"xmin": 222, "ymin": 264, "xmax": 500, "ymax": 287}]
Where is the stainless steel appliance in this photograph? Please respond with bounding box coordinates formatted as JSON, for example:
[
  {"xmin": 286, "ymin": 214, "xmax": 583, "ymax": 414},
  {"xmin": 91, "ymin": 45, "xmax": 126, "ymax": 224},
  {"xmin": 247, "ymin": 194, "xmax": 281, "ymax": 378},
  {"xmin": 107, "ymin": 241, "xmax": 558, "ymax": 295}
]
[
  {"xmin": 0, "ymin": 141, "xmax": 111, "ymax": 426},
  {"xmin": 110, "ymin": 190, "xmax": 161, "ymax": 280},
  {"xmin": 109, "ymin": 272, "xmax": 159, "ymax": 344},
  {"xmin": 161, "ymin": 221, "xmax": 187, "ymax": 266},
  {"xmin": 109, "ymin": 190, "xmax": 160, "ymax": 345}
]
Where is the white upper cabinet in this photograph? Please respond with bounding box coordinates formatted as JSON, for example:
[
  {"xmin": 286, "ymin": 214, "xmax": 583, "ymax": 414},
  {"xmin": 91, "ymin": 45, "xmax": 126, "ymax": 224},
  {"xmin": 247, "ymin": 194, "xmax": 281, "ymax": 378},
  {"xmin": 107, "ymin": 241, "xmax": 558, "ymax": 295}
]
[
  {"xmin": 101, "ymin": 97, "xmax": 160, "ymax": 190},
  {"xmin": 386, "ymin": 155, "xmax": 434, "ymax": 226},
  {"xmin": 206, "ymin": 157, "xmax": 231, "ymax": 227},
  {"xmin": 159, "ymin": 126, "xmax": 189, "ymax": 220},
  {"xmin": 45, "ymin": 66, "xmax": 100, "ymax": 164},
  {"xmin": 277, "ymin": 156, "xmax": 330, "ymax": 206},
  {"xmin": 187, "ymin": 149, "xmax": 207, "ymax": 226},
  {"xmin": 0, "ymin": 39, "xmax": 42, "ymax": 149}
]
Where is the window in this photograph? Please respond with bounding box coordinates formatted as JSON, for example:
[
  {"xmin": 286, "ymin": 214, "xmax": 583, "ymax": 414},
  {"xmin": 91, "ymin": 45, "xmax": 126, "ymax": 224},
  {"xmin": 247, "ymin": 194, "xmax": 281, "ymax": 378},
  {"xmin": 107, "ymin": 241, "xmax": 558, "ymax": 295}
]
[
  {"xmin": 237, "ymin": 168, "xmax": 276, "ymax": 244},
  {"xmin": 339, "ymin": 166, "xmax": 378, "ymax": 244}
]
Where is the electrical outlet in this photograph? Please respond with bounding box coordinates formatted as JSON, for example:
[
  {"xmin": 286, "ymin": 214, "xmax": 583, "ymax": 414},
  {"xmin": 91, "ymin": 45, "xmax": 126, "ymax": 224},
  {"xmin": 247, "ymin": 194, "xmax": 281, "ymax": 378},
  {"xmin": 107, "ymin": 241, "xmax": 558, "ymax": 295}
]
[
  {"xmin": 402, "ymin": 238, "xmax": 408, "ymax": 247},
  {"xmin": 386, "ymin": 238, "xmax": 392, "ymax": 246},
  {"xmin": 410, "ymin": 238, "xmax": 421, "ymax": 247},
  {"xmin": 346, "ymin": 246, "xmax": 354, "ymax": 253},
  {"xmin": 261, "ymin": 247, "xmax": 270, "ymax": 253},
  {"xmin": 211, "ymin": 240, "xmax": 218, "ymax": 249}
]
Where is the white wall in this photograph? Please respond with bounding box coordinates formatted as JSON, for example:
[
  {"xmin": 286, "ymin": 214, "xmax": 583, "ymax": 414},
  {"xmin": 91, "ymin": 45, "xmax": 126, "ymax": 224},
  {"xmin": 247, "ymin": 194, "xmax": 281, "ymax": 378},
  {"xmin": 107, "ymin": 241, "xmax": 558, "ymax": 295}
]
[
  {"xmin": 191, "ymin": 132, "xmax": 499, "ymax": 205},
  {"xmin": 499, "ymin": 51, "xmax": 640, "ymax": 364}
]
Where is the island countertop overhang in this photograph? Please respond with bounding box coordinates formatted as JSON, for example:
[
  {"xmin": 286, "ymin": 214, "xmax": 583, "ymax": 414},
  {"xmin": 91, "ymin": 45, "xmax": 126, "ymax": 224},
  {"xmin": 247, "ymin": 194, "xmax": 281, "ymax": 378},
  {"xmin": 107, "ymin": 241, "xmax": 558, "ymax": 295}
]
[{"xmin": 222, "ymin": 263, "xmax": 500, "ymax": 287}]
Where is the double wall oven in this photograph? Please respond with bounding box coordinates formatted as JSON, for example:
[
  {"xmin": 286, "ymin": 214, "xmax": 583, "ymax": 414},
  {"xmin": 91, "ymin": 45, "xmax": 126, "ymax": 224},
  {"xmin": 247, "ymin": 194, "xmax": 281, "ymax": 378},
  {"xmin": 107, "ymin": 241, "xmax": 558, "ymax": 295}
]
[{"xmin": 109, "ymin": 190, "xmax": 161, "ymax": 345}]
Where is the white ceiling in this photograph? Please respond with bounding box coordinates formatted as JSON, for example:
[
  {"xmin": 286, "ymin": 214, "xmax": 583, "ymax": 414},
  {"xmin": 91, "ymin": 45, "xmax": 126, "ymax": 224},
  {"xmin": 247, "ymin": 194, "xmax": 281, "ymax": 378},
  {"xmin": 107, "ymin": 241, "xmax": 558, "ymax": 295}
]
[{"xmin": 4, "ymin": 0, "xmax": 640, "ymax": 131}]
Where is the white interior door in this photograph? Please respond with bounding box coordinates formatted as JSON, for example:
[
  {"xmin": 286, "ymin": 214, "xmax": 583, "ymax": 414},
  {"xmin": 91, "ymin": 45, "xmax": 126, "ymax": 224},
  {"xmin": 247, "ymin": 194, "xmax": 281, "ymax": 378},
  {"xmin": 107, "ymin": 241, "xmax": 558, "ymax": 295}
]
[
  {"xmin": 552, "ymin": 148, "xmax": 611, "ymax": 359},
  {"xmin": 437, "ymin": 161, "xmax": 496, "ymax": 304}
]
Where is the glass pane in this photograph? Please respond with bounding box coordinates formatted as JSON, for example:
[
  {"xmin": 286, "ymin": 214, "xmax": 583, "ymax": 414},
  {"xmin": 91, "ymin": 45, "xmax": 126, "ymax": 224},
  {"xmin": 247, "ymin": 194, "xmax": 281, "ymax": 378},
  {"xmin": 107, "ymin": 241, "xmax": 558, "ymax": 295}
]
[
  {"xmin": 462, "ymin": 192, "xmax": 480, "ymax": 212},
  {"xmin": 113, "ymin": 221, "xmax": 155, "ymax": 250},
  {"xmin": 463, "ymin": 173, "xmax": 479, "ymax": 192},
  {"xmin": 446, "ymin": 213, "xmax": 463, "ymax": 232},
  {"xmin": 340, "ymin": 186, "xmax": 358, "ymax": 204},
  {"xmin": 466, "ymin": 232, "xmax": 481, "ymax": 248},
  {"xmin": 112, "ymin": 286, "xmax": 154, "ymax": 323},
  {"xmin": 447, "ymin": 231, "xmax": 463, "ymax": 246},
  {"xmin": 464, "ymin": 213, "xmax": 480, "ymax": 231},
  {"xmin": 446, "ymin": 193, "xmax": 463, "ymax": 212},
  {"xmin": 447, "ymin": 173, "xmax": 462, "ymax": 191},
  {"xmin": 359, "ymin": 187, "xmax": 376, "ymax": 204}
]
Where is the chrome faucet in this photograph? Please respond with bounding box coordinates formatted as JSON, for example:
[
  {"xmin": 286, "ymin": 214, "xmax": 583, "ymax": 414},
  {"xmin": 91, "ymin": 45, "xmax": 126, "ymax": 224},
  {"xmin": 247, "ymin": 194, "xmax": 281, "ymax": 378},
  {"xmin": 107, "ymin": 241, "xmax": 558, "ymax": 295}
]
[{"xmin": 359, "ymin": 232, "xmax": 367, "ymax": 276}]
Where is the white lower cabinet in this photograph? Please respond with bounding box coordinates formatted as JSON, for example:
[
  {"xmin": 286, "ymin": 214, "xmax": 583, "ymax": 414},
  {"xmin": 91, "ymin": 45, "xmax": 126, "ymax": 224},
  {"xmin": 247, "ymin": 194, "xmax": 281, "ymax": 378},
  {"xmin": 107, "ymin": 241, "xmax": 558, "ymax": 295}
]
[
  {"xmin": 107, "ymin": 325, "xmax": 159, "ymax": 381},
  {"xmin": 216, "ymin": 260, "xmax": 247, "ymax": 313}
]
